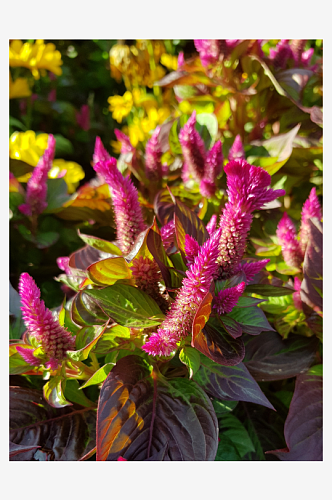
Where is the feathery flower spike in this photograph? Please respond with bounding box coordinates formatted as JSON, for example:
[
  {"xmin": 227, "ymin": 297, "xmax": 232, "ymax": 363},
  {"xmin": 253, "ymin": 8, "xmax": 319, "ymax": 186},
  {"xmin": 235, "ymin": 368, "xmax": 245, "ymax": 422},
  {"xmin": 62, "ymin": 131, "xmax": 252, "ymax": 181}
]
[
  {"xmin": 194, "ymin": 40, "xmax": 239, "ymax": 67},
  {"xmin": 57, "ymin": 256, "xmax": 71, "ymax": 275},
  {"xmin": 15, "ymin": 346, "xmax": 40, "ymax": 366},
  {"xmin": 213, "ymin": 282, "xmax": 246, "ymax": 315},
  {"xmin": 130, "ymin": 256, "xmax": 167, "ymax": 310},
  {"xmin": 18, "ymin": 135, "xmax": 55, "ymax": 217},
  {"xmin": 228, "ymin": 135, "xmax": 245, "ymax": 161},
  {"xmin": 160, "ymin": 219, "xmax": 175, "ymax": 251},
  {"xmin": 237, "ymin": 259, "xmax": 270, "ymax": 283},
  {"xmin": 184, "ymin": 234, "xmax": 200, "ymax": 267},
  {"xmin": 200, "ymin": 140, "xmax": 223, "ymax": 198},
  {"xmin": 142, "ymin": 227, "xmax": 222, "ymax": 356},
  {"xmin": 145, "ymin": 126, "xmax": 162, "ymax": 181},
  {"xmin": 206, "ymin": 214, "xmax": 217, "ymax": 235},
  {"xmin": 276, "ymin": 212, "xmax": 302, "ymax": 268},
  {"xmin": 269, "ymin": 39, "xmax": 294, "ymax": 69},
  {"xmin": 217, "ymin": 159, "xmax": 285, "ymax": 277},
  {"xmin": 93, "ymin": 159, "xmax": 146, "ymax": 254},
  {"xmin": 299, "ymin": 187, "xmax": 322, "ymax": 255},
  {"xmin": 293, "ymin": 276, "xmax": 303, "ymax": 311},
  {"xmin": 114, "ymin": 129, "xmax": 135, "ymax": 154},
  {"xmin": 18, "ymin": 273, "xmax": 75, "ymax": 369},
  {"xmin": 93, "ymin": 137, "xmax": 111, "ymax": 165},
  {"xmin": 179, "ymin": 111, "xmax": 206, "ymax": 182}
]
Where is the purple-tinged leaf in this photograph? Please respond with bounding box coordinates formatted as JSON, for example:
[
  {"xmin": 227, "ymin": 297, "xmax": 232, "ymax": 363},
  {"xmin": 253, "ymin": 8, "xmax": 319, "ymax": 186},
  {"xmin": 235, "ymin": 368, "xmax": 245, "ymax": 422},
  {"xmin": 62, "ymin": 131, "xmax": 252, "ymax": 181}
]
[
  {"xmin": 96, "ymin": 355, "xmax": 218, "ymax": 461},
  {"xmin": 174, "ymin": 198, "xmax": 209, "ymax": 257},
  {"xmin": 236, "ymin": 296, "xmax": 266, "ymax": 308},
  {"xmin": 244, "ymin": 332, "xmax": 319, "ymax": 381},
  {"xmin": 43, "ymin": 376, "xmax": 72, "ymax": 408},
  {"xmin": 301, "ymin": 218, "xmax": 323, "ymax": 313},
  {"xmin": 71, "ymin": 291, "xmax": 109, "ymax": 327},
  {"xmin": 10, "ymin": 387, "xmax": 96, "ymax": 461},
  {"xmin": 245, "ymin": 284, "xmax": 294, "ymax": 296},
  {"xmin": 220, "ymin": 316, "xmax": 243, "ymax": 339},
  {"xmin": 193, "ymin": 355, "xmax": 275, "ymax": 410},
  {"xmin": 9, "ymin": 442, "xmax": 40, "ymax": 458},
  {"xmin": 69, "ymin": 245, "xmax": 108, "ymax": 276},
  {"xmin": 266, "ymin": 372, "xmax": 322, "ymax": 460},
  {"xmin": 227, "ymin": 306, "xmax": 275, "ymax": 335}
]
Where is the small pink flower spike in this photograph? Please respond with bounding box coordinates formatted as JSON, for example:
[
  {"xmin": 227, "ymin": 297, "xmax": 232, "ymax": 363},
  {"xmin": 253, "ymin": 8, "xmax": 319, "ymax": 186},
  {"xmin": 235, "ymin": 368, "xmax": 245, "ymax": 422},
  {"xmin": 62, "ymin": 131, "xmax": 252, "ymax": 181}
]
[
  {"xmin": 160, "ymin": 219, "xmax": 175, "ymax": 252},
  {"xmin": 179, "ymin": 111, "xmax": 206, "ymax": 182},
  {"xmin": 299, "ymin": 187, "xmax": 322, "ymax": 256},
  {"xmin": 213, "ymin": 282, "xmax": 246, "ymax": 315},
  {"xmin": 293, "ymin": 276, "xmax": 303, "ymax": 311},
  {"xmin": 184, "ymin": 234, "xmax": 200, "ymax": 267},
  {"xmin": 114, "ymin": 129, "xmax": 135, "ymax": 154},
  {"xmin": 290, "ymin": 40, "xmax": 307, "ymax": 65},
  {"xmin": 18, "ymin": 273, "xmax": 76, "ymax": 367},
  {"xmin": 145, "ymin": 126, "xmax": 162, "ymax": 182},
  {"xmin": 130, "ymin": 256, "xmax": 166, "ymax": 308},
  {"xmin": 269, "ymin": 39, "xmax": 293, "ymax": 69},
  {"xmin": 57, "ymin": 257, "xmax": 71, "ymax": 275},
  {"xmin": 117, "ymin": 456, "xmax": 127, "ymax": 461},
  {"xmin": 200, "ymin": 140, "xmax": 223, "ymax": 198},
  {"xmin": 93, "ymin": 137, "xmax": 111, "ymax": 165},
  {"xmin": 206, "ymin": 214, "xmax": 217, "ymax": 236},
  {"xmin": 276, "ymin": 213, "xmax": 303, "ymax": 268},
  {"xmin": 142, "ymin": 227, "xmax": 222, "ymax": 357},
  {"xmin": 15, "ymin": 346, "xmax": 40, "ymax": 366},
  {"xmin": 217, "ymin": 159, "xmax": 285, "ymax": 277},
  {"xmin": 76, "ymin": 104, "xmax": 90, "ymax": 131},
  {"xmin": 228, "ymin": 135, "xmax": 245, "ymax": 162},
  {"xmin": 177, "ymin": 52, "xmax": 185, "ymax": 68},
  {"xmin": 238, "ymin": 259, "xmax": 270, "ymax": 283},
  {"xmin": 194, "ymin": 40, "xmax": 239, "ymax": 67},
  {"xmin": 93, "ymin": 159, "xmax": 146, "ymax": 254},
  {"xmin": 18, "ymin": 135, "xmax": 56, "ymax": 217}
]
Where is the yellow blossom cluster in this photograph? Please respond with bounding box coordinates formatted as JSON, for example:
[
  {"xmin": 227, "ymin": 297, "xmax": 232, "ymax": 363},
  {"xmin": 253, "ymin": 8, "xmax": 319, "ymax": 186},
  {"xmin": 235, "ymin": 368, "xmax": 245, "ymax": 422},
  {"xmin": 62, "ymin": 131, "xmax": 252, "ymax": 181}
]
[
  {"xmin": 9, "ymin": 131, "xmax": 84, "ymax": 193},
  {"xmin": 9, "ymin": 39, "xmax": 63, "ymax": 80},
  {"xmin": 9, "ymin": 73, "xmax": 31, "ymax": 99}
]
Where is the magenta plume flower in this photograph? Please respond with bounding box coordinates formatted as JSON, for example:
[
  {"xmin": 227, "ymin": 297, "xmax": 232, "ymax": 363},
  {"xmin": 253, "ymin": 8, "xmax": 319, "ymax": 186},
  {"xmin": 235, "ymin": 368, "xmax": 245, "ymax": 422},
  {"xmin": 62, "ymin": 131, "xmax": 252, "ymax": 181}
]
[
  {"xmin": 194, "ymin": 40, "xmax": 239, "ymax": 67},
  {"xmin": 160, "ymin": 219, "xmax": 175, "ymax": 252},
  {"xmin": 200, "ymin": 140, "xmax": 223, "ymax": 197},
  {"xmin": 179, "ymin": 111, "xmax": 206, "ymax": 182},
  {"xmin": 237, "ymin": 259, "xmax": 270, "ymax": 283},
  {"xmin": 213, "ymin": 282, "xmax": 246, "ymax": 315},
  {"xmin": 178, "ymin": 52, "xmax": 185, "ymax": 68},
  {"xmin": 269, "ymin": 39, "xmax": 294, "ymax": 70},
  {"xmin": 145, "ymin": 126, "xmax": 162, "ymax": 182},
  {"xmin": 206, "ymin": 214, "xmax": 217, "ymax": 236},
  {"xmin": 93, "ymin": 137, "xmax": 111, "ymax": 165},
  {"xmin": 299, "ymin": 187, "xmax": 322, "ymax": 255},
  {"xmin": 15, "ymin": 346, "xmax": 40, "ymax": 366},
  {"xmin": 18, "ymin": 273, "xmax": 76, "ymax": 369},
  {"xmin": 18, "ymin": 135, "xmax": 56, "ymax": 217},
  {"xmin": 184, "ymin": 234, "xmax": 200, "ymax": 267},
  {"xmin": 228, "ymin": 135, "xmax": 245, "ymax": 162},
  {"xmin": 293, "ymin": 276, "xmax": 303, "ymax": 311},
  {"xmin": 93, "ymin": 159, "xmax": 146, "ymax": 254},
  {"xmin": 217, "ymin": 160, "xmax": 285, "ymax": 277},
  {"xmin": 57, "ymin": 257, "xmax": 71, "ymax": 275},
  {"xmin": 130, "ymin": 256, "xmax": 167, "ymax": 309},
  {"xmin": 76, "ymin": 104, "xmax": 90, "ymax": 131},
  {"xmin": 276, "ymin": 213, "xmax": 302, "ymax": 268},
  {"xmin": 142, "ymin": 228, "xmax": 222, "ymax": 357},
  {"xmin": 114, "ymin": 129, "xmax": 135, "ymax": 154}
]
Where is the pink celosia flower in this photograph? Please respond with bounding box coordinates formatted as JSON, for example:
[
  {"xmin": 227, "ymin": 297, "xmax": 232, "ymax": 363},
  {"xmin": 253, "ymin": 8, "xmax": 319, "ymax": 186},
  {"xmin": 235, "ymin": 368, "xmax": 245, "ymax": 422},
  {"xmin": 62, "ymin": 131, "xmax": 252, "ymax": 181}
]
[
  {"xmin": 217, "ymin": 160, "xmax": 285, "ymax": 277},
  {"xmin": 76, "ymin": 104, "xmax": 90, "ymax": 131},
  {"xmin": 194, "ymin": 40, "xmax": 239, "ymax": 67},
  {"xmin": 93, "ymin": 159, "xmax": 146, "ymax": 254},
  {"xmin": 200, "ymin": 140, "xmax": 223, "ymax": 197},
  {"xmin": 114, "ymin": 129, "xmax": 135, "ymax": 154},
  {"xmin": 142, "ymin": 227, "xmax": 222, "ymax": 356},
  {"xmin": 18, "ymin": 273, "xmax": 76, "ymax": 369},
  {"xmin": 184, "ymin": 234, "xmax": 200, "ymax": 267},
  {"xmin": 47, "ymin": 88, "xmax": 57, "ymax": 102},
  {"xmin": 93, "ymin": 137, "xmax": 111, "ymax": 165},
  {"xmin": 228, "ymin": 135, "xmax": 245, "ymax": 162},
  {"xmin": 276, "ymin": 212, "xmax": 302, "ymax": 268},
  {"xmin": 160, "ymin": 219, "xmax": 175, "ymax": 251},
  {"xmin": 145, "ymin": 126, "xmax": 162, "ymax": 182},
  {"xmin": 117, "ymin": 456, "xmax": 127, "ymax": 461},
  {"xmin": 299, "ymin": 187, "xmax": 322, "ymax": 256},
  {"xmin": 236, "ymin": 259, "xmax": 270, "ymax": 283},
  {"xmin": 57, "ymin": 257, "xmax": 71, "ymax": 275},
  {"xmin": 213, "ymin": 282, "xmax": 246, "ymax": 315},
  {"xmin": 130, "ymin": 256, "xmax": 163, "ymax": 304},
  {"xmin": 177, "ymin": 52, "xmax": 185, "ymax": 68},
  {"xmin": 269, "ymin": 39, "xmax": 294, "ymax": 69},
  {"xmin": 18, "ymin": 135, "xmax": 56, "ymax": 217},
  {"xmin": 15, "ymin": 346, "xmax": 40, "ymax": 366},
  {"xmin": 290, "ymin": 40, "xmax": 314, "ymax": 68},
  {"xmin": 293, "ymin": 276, "xmax": 302, "ymax": 311},
  {"xmin": 206, "ymin": 214, "xmax": 217, "ymax": 236},
  {"xmin": 179, "ymin": 111, "xmax": 206, "ymax": 182}
]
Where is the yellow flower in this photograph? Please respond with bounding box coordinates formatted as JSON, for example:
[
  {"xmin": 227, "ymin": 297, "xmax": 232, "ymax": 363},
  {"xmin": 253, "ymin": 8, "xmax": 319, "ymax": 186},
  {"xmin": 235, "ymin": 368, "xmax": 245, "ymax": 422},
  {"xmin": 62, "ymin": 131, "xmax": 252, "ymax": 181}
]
[
  {"xmin": 128, "ymin": 118, "xmax": 146, "ymax": 147},
  {"xmin": 49, "ymin": 159, "xmax": 85, "ymax": 194},
  {"xmin": 160, "ymin": 53, "xmax": 178, "ymax": 71},
  {"xmin": 109, "ymin": 44, "xmax": 132, "ymax": 82},
  {"xmin": 110, "ymin": 140, "xmax": 122, "ymax": 154},
  {"xmin": 10, "ymin": 130, "xmax": 49, "ymax": 166},
  {"xmin": 9, "ymin": 73, "xmax": 31, "ymax": 99},
  {"xmin": 108, "ymin": 91, "xmax": 133, "ymax": 123},
  {"xmin": 9, "ymin": 39, "xmax": 63, "ymax": 80}
]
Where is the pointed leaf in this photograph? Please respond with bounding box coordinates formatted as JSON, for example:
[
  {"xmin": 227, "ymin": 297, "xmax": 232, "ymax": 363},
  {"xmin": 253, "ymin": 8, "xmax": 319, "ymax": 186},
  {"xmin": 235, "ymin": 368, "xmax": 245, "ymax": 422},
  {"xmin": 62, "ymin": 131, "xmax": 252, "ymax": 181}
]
[
  {"xmin": 80, "ymin": 363, "xmax": 116, "ymax": 389},
  {"xmin": 96, "ymin": 355, "xmax": 218, "ymax": 461},
  {"xmin": 301, "ymin": 218, "xmax": 323, "ymax": 313},
  {"xmin": 10, "ymin": 387, "xmax": 96, "ymax": 461},
  {"xmin": 43, "ymin": 376, "xmax": 72, "ymax": 408},
  {"xmin": 174, "ymin": 198, "xmax": 209, "ymax": 257},
  {"xmin": 219, "ymin": 413, "xmax": 255, "ymax": 458},
  {"xmin": 78, "ymin": 231, "xmax": 122, "ymax": 256},
  {"xmin": 71, "ymin": 291, "xmax": 109, "ymax": 327},
  {"xmin": 85, "ymin": 284, "xmax": 164, "ymax": 328},
  {"xmin": 68, "ymin": 324, "xmax": 108, "ymax": 362},
  {"xmin": 220, "ymin": 316, "xmax": 243, "ymax": 339},
  {"xmin": 88, "ymin": 256, "xmax": 132, "ymax": 286},
  {"xmin": 179, "ymin": 347, "xmax": 201, "ymax": 378},
  {"xmin": 193, "ymin": 355, "xmax": 274, "ymax": 410},
  {"xmin": 266, "ymin": 372, "xmax": 322, "ymax": 460},
  {"xmin": 227, "ymin": 306, "xmax": 275, "ymax": 335},
  {"xmin": 244, "ymin": 332, "xmax": 318, "ymax": 381},
  {"xmin": 245, "ymin": 284, "xmax": 294, "ymax": 296}
]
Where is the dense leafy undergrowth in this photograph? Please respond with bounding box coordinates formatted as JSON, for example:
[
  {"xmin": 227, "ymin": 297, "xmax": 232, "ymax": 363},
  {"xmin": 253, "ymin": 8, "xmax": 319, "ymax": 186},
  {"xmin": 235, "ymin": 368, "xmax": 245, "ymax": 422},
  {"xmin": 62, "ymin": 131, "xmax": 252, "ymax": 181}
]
[{"xmin": 9, "ymin": 39, "xmax": 322, "ymax": 461}]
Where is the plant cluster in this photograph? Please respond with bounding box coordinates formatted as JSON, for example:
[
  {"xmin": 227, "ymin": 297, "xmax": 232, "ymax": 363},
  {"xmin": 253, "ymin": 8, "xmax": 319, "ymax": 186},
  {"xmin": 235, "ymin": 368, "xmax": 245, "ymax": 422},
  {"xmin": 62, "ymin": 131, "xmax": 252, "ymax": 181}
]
[{"xmin": 9, "ymin": 39, "xmax": 322, "ymax": 461}]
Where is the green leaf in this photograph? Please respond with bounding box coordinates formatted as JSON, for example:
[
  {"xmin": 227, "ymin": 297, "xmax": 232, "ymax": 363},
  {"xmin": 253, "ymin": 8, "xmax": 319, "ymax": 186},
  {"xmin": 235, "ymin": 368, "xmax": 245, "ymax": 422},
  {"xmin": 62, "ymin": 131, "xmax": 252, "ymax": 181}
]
[
  {"xmin": 308, "ymin": 364, "xmax": 323, "ymax": 377},
  {"xmin": 43, "ymin": 376, "xmax": 72, "ymax": 408},
  {"xmin": 219, "ymin": 413, "xmax": 255, "ymax": 458},
  {"xmin": 68, "ymin": 325, "xmax": 107, "ymax": 362},
  {"xmin": 71, "ymin": 292, "xmax": 110, "ymax": 327},
  {"xmin": 227, "ymin": 306, "xmax": 275, "ymax": 335},
  {"xmin": 259, "ymin": 294, "xmax": 293, "ymax": 314},
  {"xmin": 10, "ymin": 159, "xmax": 34, "ymax": 178},
  {"xmin": 179, "ymin": 347, "xmax": 201, "ymax": 378},
  {"xmin": 53, "ymin": 134, "xmax": 74, "ymax": 156},
  {"xmin": 85, "ymin": 284, "xmax": 164, "ymax": 328},
  {"xmin": 93, "ymin": 325, "xmax": 131, "ymax": 355},
  {"xmin": 63, "ymin": 380, "xmax": 95, "ymax": 407},
  {"xmin": 78, "ymin": 231, "xmax": 122, "ymax": 256},
  {"xmin": 215, "ymin": 434, "xmax": 241, "ymax": 461},
  {"xmin": 196, "ymin": 112, "xmax": 219, "ymax": 145},
  {"xmin": 45, "ymin": 178, "xmax": 71, "ymax": 212},
  {"xmin": 212, "ymin": 399, "xmax": 238, "ymax": 416},
  {"xmin": 87, "ymin": 256, "xmax": 132, "ymax": 286},
  {"xmin": 169, "ymin": 120, "xmax": 182, "ymax": 155},
  {"xmin": 80, "ymin": 363, "xmax": 116, "ymax": 389},
  {"xmin": 245, "ymin": 284, "xmax": 294, "ymax": 296}
]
